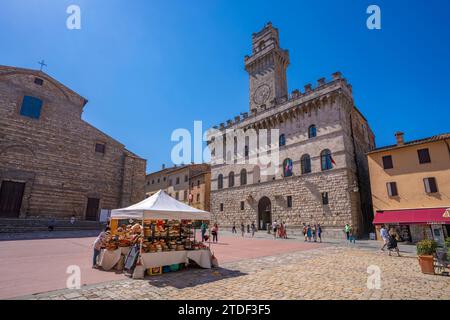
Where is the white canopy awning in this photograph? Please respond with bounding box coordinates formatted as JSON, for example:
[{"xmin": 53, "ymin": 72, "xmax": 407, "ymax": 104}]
[{"xmin": 111, "ymin": 190, "xmax": 211, "ymax": 220}]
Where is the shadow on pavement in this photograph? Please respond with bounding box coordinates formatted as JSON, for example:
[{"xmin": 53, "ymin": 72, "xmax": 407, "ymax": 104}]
[{"xmin": 145, "ymin": 266, "xmax": 247, "ymax": 289}]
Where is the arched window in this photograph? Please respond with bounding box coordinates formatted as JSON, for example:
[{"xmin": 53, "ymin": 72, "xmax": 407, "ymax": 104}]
[
  {"xmin": 240, "ymin": 169, "xmax": 247, "ymax": 186},
  {"xmin": 321, "ymin": 149, "xmax": 333, "ymax": 171},
  {"xmin": 228, "ymin": 172, "xmax": 235, "ymax": 188},
  {"xmin": 301, "ymin": 154, "xmax": 311, "ymax": 174},
  {"xmin": 218, "ymin": 174, "xmax": 223, "ymax": 189},
  {"xmin": 308, "ymin": 125, "xmax": 317, "ymax": 138},
  {"xmin": 283, "ymin": 158, "xmax": 293, "ymax": 177},
  {"xmin": 279, "ymin": 134, "xmax": 286, "ymax": 147},
  {"xmin": 253, "ymin": 166, "xmax": 260, "ymax": 184}
]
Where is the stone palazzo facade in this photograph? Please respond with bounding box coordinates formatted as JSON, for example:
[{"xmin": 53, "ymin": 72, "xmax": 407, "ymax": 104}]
[
  {"xmin": 0, "ymin": 65, "xmax": 146, "ymax": 221},
  {"xmin": 208, "ymin": 23, "xmax": 375, "ymax": 238}
]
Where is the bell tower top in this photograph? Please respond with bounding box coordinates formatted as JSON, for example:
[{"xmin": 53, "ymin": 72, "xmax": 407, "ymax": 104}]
[
  {"xmin": 245, "ymin": 22, "xmax": 290, "ymax": 113},
  {"xmin": 251, "ymin": 22, "xmax": 280, "ymax": 54}
]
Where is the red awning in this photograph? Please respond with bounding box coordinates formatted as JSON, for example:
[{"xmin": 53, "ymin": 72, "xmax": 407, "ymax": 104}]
[{"xmin": 373, "ymin": 207, "xmax": 450, "ymax": 225}]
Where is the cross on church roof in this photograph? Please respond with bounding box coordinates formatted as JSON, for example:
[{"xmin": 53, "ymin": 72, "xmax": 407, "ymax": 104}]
[{"xmin": 38, "ymin": 60, "xmax": 47, "ymax": 71}]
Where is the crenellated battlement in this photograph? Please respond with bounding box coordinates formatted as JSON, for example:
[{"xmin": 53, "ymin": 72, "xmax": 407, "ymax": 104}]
[{"xmin": 210, "ymin": 71, "xmax": 352, "ymax": 131}]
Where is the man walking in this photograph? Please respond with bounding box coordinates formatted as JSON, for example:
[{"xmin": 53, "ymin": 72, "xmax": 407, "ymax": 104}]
[
  {"xmin": 380, "ymin": 225, "xmax": 389, "ymax": 251},
  {"xmin": 251, "ymin": 221, "xmax": 256, "ymax": 238},
  {"xmin": 240, "ymin": 222, "xmax": 245, "ymax": 238},
  {"xmin": 302, "ymin": 223, "xmax": 308, "ymax": 242},
  {"xmin": 344, "ymin": 223, "xmax": 350, "ymax": 241},
  {"xmin": 317, "ymin": 224, "xmax": 323, "ymax": 243},
  {"xmin": 232, "ymin": 222, "xmax": 237, "ymax": 234},
  {"xmin": 272, "ymin": 220, "xmax": 278, "ymax": 239}
]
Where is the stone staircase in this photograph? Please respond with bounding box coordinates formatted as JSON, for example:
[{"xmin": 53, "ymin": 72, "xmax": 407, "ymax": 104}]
[{"xmin": 0, "ymin": 218, "xmax": 104, "ymax": 233}]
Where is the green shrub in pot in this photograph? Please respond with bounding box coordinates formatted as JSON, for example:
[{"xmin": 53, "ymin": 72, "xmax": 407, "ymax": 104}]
[{"xmin": 416, "ymin": 239, "xmax": 438, "ymax": 256}]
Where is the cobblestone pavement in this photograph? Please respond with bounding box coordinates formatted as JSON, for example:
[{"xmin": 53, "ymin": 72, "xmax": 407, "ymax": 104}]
[{"xmin": 21, "ymin": 245, "xmax": 450, "ymax": 300}]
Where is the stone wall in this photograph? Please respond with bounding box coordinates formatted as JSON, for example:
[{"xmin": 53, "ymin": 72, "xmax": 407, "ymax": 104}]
[
  {"xmin": 211, "ymin": 168, "xmax": 358, "ymax": 238},
  {"xmin": 0, "ymin": 66, "xmax": 146, "ymax": 220}
]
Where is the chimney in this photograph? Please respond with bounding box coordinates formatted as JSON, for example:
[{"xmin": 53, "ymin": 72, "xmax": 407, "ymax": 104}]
[
  {"xmin": 162, "ymin": 164, "xmax": 165, "ymax": 170},
  {"xmin": 395, "ymin": 132, "xmax": 404, "ymax": 146}
]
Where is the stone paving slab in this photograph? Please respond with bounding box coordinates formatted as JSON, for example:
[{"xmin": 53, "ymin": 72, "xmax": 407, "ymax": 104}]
[{"xmin": 20, "ymin": 245, "xmax": 450, "ymax": 300}]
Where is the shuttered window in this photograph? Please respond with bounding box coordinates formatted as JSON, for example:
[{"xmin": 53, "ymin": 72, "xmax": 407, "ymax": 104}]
[
  {"xmin": 418, "ymin": 149, "xmax": 431, "ymax": 164},
  {"xmin": 387, "ymin": 182, "xmax": 398, "ymax": 197},
  {"xmin": 20, "ymin": 96, "xmax": 42, "ymax": 119},
  {"xmin": 382, "ymin": 155, "xmax": 393, "ymax": 169},
  {"xmin": 424, "ymin": 177, "xmax": 438, "ymax": 193}
]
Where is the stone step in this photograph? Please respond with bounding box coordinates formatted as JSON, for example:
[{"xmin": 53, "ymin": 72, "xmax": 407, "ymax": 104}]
[{"xmin": 0, "ymin": 218, "xmax": 104, "ymax": 233}]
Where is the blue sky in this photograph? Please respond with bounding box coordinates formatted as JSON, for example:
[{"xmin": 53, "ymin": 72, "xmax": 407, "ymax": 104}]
[{"xmin": 1, "ymin": 0, "xmax": 449, "ymax": 172}]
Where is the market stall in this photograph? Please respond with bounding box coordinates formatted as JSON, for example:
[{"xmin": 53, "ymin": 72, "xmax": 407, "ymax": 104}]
[{"xmin": 98, "ymin": 190, "xmax": 213, "ymax": 277}]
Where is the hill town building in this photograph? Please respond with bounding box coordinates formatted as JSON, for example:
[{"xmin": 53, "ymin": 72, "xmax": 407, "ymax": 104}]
[
  {"xmin": 0, "ymin": 65, "xmax": 146, "ymax": 222},
  {"xmin": 145, "ymin": 163, "xmax": 211, "ymax": 212},
  {"xmin": 208, "ymin": 23, "xmax": 376, "ymax": 238}
]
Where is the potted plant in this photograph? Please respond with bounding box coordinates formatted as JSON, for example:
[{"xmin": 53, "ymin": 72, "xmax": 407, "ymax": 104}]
[{"xmin": 416, "ymin": 239, "xmax": 437, "ymax": 275}]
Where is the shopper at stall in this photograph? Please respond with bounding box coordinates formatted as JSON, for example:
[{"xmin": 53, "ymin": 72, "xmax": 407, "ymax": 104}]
[
  {"xmin": 211, "ymin": 223, "xmax": 219, "ymax": 243},
  {"xmin": 200, "ymin": 221, "xmax": 208, "ymax": 242},
  {"xmin": 251, "ymin": 221, "xmax": 256, "ymax": 237},
  {"xmin": 93, "ymin": 227, "xmax": 110, "ymax": 268},
  {"xmin": 240, "ymin": 222, "xmax": 245, "ymax": 237},
  {"xmin": 387, "ymin": 230, "xmax": 401, "ymax": 257}
]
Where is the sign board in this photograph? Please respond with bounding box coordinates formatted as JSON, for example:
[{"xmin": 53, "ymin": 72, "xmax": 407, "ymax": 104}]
[
  {"xmin": 443, "ymin": 208, "xmax": 450, "ymax": 218},
  {"xmin": 124, "ymin": 245, "xmax": 140, "ymax": 271}
]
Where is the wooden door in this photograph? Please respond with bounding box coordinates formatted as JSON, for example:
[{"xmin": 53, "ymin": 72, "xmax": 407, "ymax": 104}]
[
  {"xmin": 85, "ymin": 198, "xmax": 100, "ymax": 221},
  {"xmin": 0, "ymin": 181, "xmax": 26, "ymax": 218}
]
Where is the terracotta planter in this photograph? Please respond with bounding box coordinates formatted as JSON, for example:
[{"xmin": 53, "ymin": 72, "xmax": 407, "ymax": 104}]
[{"xmin": 418, "ymin": 255, "xmax": 435, "ymax": 275}]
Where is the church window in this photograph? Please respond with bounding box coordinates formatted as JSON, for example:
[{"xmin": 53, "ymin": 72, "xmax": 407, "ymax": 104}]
[
  {"xmin": 34, "ymin": 78, "xmax": 44, "ymax": 86},
  {"xmin": 20, "ymin": 96, "xmax": 42, "ymax": 119},
  {"xmin": 95, "ymin": 143, "xmax": 105, "ymax": 154}
]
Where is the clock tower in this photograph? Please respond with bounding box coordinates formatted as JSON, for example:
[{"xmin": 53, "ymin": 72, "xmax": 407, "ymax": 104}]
[{"xmin": 245, "ymin": 22, "xmax": 290, "ymax": 113}]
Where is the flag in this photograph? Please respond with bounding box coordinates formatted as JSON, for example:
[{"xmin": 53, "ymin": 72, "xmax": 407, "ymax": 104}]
[{"xmin": 330, "ymin": 155, "xmax": 336, "ymax": 166}]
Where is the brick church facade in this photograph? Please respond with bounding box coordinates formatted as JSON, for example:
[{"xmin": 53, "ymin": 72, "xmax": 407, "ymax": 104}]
[
  {"xmin": 208, "ymin": 23, "xmax": 376, "ymax": 238},
  {"xmin": 0, "ymin": 65, "xmax": 146, "ymax": 221}
]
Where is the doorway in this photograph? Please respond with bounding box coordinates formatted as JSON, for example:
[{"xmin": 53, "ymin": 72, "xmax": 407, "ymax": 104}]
[
  {"xmin": 0, "ymin": 181, "xmax": 25, "ymax": 218},
  {"xmin": 258, "ymin": 196, "xmax": 272, "ymax": 230},
  {"xmin": 85, "ymin": 198, "xmax": 100, "ymax": 221}
]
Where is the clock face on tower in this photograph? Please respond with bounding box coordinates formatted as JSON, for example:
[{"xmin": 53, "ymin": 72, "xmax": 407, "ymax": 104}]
[{"xmin": 253, "ymin": 84, "xmax": 271, "ymax": 105}]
